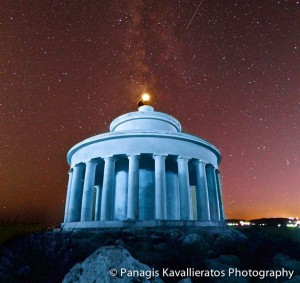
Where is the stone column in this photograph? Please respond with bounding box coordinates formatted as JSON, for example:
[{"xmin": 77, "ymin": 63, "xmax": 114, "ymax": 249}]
[
  {"xmin": 153, "ymin": 155, "xmax": 167, "ymax": 220},
  {"xmin": 68, "ymin": 163, "xmax": 85, "ymax": 222},
  {"xmin": 138, "ymin": 161, "xmax": 155, "ymax": 220},
  {"xmin": 94, "ymin": 185, "xmax": 102, "ymax": 221},
  {"xmin": 127, "ymin": 155, "xmax": 140, "ymax": 220},
  {"xmin": 177, "ymin": 156, "xmax": 191, "ymax": 220},
  {"xmin": 206, "ymin": 164, "xmax": 220, "ymax": 221},
  {"xmin": 114, "ymin": 159, "xmax": 128, "ymax": 220},
  {"xmin": 80, "ymin": 160, "xmax": 97, "ymax": 221},
  {"xmin": 194, "ymin": 160, "xmax": 210, "ymax": 221},
  {"xmin": 166, "ymin": 170, "xmax": 179, "ymax": 220},
  {"xmin": 215, "ymin": 169, "xmax": 224, "ymax": 221},
  {"xmin": 100, "ymin": 156, "xmax": 116, "ymax": 220},
  {"xmin": 64, "ymin": 169, "xmax": 73, "ymax": 223}
]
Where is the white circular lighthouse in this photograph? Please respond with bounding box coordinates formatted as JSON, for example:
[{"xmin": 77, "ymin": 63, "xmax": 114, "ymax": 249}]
[{"xmin": 62, "ymin": 104, "xmax": 225, "ymax": 229}]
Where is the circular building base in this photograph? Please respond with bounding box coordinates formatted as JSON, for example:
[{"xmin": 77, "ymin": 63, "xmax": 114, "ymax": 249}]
[{"xmin": 61, "ymin": 220, "xmax": 226, "ymax": 230}]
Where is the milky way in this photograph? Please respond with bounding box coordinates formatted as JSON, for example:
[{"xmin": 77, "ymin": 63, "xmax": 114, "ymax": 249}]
[{"xmin": 1, "ymin": 1, "xmax": 299, "ymax": 225}]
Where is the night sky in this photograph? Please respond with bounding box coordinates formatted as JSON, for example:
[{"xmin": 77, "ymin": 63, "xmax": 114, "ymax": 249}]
[{"xmin": 1, "ymin": 1, "xmax": 299, "ymax": 225}]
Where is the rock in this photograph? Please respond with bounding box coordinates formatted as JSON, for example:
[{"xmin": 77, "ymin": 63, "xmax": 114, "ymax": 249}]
[
  {"xmin": 205, "ymin": 256, "xmax": 248, "ymax": 283},
  {"xmin": 215, "ymin": 255, "xmax": 241, "ymax": 268},
  {"xmin": 150, "ymin": 235, "xmax": 162, "ymax": 240},
  {"xmin": 169, "ymin": 231, "xmax": 181, "ymax": 242},
  {"xmin": 181, "ymin": 233, "xmax": 200, "ymax": 246},
  {"xmin": 272, "ymin": 253, "xmax": 300, "ymax": 272},
  {"xmin": 62, "ymin": 246, "xmax": 164, "ymax": 283},
  {"xmin": 283, "ymin": 275, "xmax": 300, "ymax": 283},
  {"xmin": 150, "ymin": 234, "xmax": 166, "ymax": 244},
  {"xmin": 214, "ymin": 229, "xmax": 247, "ymax": 244},
  {"xmin": 16, "ymin": 265, "xmax": 31, "ymax": 276},
  {"xmin": 153, "ymin": 243, "xmax": 169, "ymax": 251},
  {"xmin": 213, "ymin": 229, "xmax": 248, "ymax": 256},
  {"xmin": 179, "ymin": 232, "xmax": 210, "ymax": 257},
  {"xmin": 104, "ymin": 238, "xmax": 115, "ymax": 245},
  {"xmin": 115, "ymin": 239, "xmax": 125, "ymax": 247},
  {"xmin": 122, "ymin": 228, "xmax": 137, "ymax": 236}
]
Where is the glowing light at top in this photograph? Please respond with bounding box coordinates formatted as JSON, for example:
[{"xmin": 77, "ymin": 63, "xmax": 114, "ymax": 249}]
[{"xmin": 141, "ymin": 93, "xmax": 150, "ymax": 102}]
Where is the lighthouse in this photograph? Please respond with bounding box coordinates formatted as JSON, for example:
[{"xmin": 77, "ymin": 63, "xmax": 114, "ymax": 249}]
[{"xmin": 62, "ymin": 98, "xmax": 224, "ymax": 229}]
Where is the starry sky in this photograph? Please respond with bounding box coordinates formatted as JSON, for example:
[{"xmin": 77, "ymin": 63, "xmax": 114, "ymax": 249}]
[{"xmin": 1, "ymin": 1, "xmax": 299, "ymax": 225}]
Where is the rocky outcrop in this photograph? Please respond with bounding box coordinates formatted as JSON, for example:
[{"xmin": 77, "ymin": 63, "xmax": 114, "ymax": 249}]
[
  {"xmin": 2, "ymin": 227, "xmax": 300, "ymax": 282},
  {"xmin": 272, "ymin": 253, "xmax": 300, "ymax": 273},
  {"xmin": 62, "ymin": 246, "xmax": 164, "ymax": 283},
  {"xmin": 205, "ymin": 255, "xmax": 248, "ymax": 283}
]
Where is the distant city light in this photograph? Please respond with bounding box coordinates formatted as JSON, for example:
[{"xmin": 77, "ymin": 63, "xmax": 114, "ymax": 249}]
[
  {"xmin": 240, "ymin": 221, "xmax": 251, "ymax": 226},
  {"xmin": 227, "ymin": 217, "xmax": 300, "ymax": 228}
]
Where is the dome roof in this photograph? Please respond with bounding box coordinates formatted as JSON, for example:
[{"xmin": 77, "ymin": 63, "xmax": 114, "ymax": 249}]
[{"xmin": 109, "ymin": 105, "xmax": 182, "ymax": 132}]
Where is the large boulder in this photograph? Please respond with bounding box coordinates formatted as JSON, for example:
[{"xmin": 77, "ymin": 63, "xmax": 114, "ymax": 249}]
[
  {"xmin": 283, "ymin": 276, "xmax": 300, "ymax": 283},
  {"xmin": 62, "ymin": 246, "xmax": 163, "ymax": 283},
  {"xmin": 272, "ymin": 253, "xmax": 300, "ymax": 273},
  {"xmin": 178, "ymin": 232, "xmax": 210, "ymax": 258},
  {"xmin": 212, "ymin": 229, "xmax": 248, "ymax": 256},
  {"xmin": 205, "ymin": 255, "xmax": 248, "ymax": 283}
]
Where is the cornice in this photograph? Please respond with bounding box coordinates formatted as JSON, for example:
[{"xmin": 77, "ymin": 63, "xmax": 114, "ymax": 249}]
[{"xmin": 67, "ymin": 131, "xmax": 221, "ymax": 164}]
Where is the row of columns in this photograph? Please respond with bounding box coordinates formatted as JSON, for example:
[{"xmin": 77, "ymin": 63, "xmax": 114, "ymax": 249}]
[{"xmin": 64, "ymin": 155, "xmax": 224, "ymax": 223}]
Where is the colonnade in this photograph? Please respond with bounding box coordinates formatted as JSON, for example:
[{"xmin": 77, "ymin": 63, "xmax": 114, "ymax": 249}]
[{"xmin": 64, "ymin": 155, "xmax": 224, "ymax": 223}]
